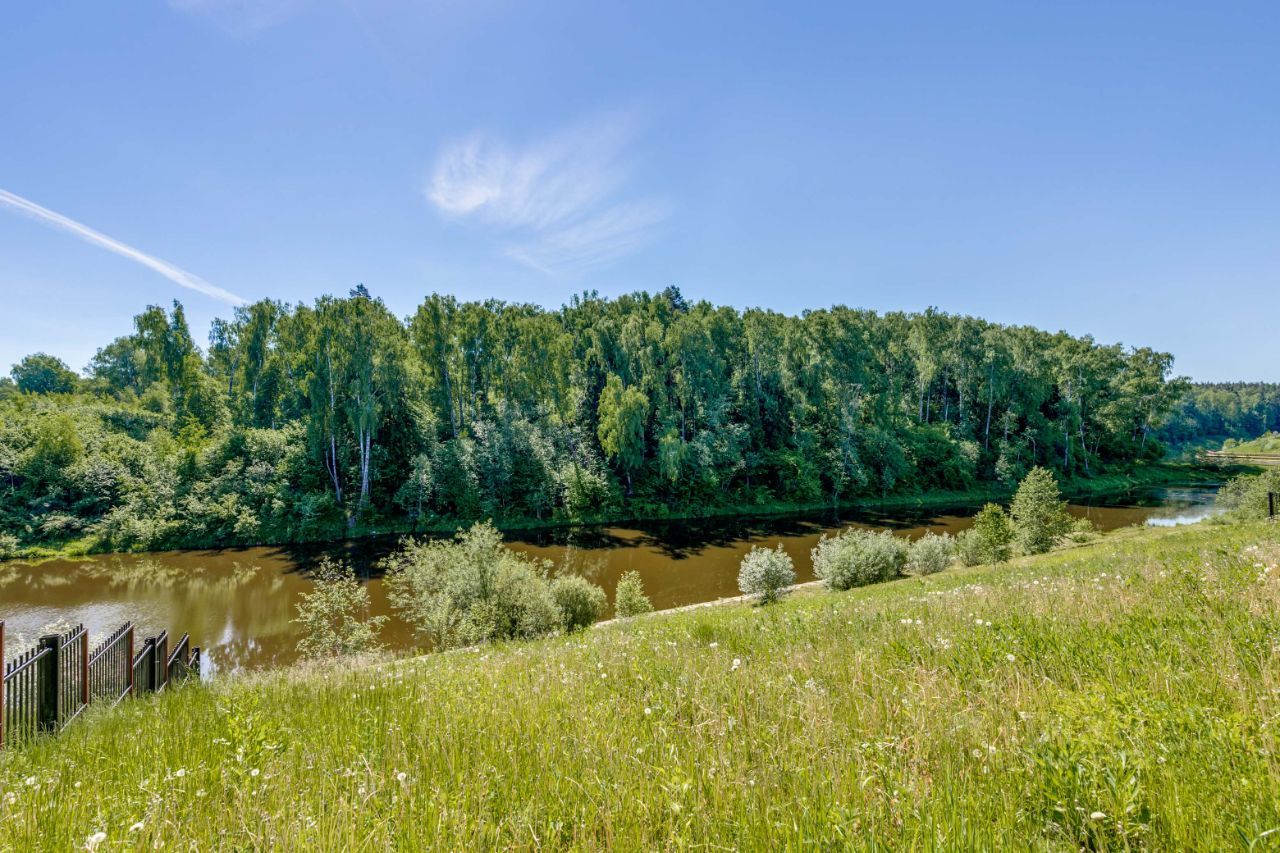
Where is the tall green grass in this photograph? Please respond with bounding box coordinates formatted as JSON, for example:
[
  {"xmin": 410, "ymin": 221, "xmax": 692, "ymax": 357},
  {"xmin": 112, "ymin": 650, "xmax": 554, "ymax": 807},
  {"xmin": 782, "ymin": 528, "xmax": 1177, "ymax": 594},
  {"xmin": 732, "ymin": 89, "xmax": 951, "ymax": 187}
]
[{"xmin": 3, "ymin": 521, "xmax": 1279, "ymax": 850}]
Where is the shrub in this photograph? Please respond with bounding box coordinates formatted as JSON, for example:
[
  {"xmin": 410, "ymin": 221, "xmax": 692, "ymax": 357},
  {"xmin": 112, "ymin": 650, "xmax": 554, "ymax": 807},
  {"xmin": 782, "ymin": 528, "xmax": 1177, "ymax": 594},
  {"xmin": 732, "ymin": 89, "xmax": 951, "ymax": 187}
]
[
  {"xmin": 293, "ymin": 558, "xmax": 387, "ymax": 659},
  {"xmin": 551, "ymin": 575, "xmax": 609, "ymax": 631},
  {"xmin": 614, "ymin": 570, "xmax": 654, "ymax": 618},
  {"xmin": 906, "ymin": 532, "xmax": 954, "ymax": 575},
  {"xmin": 1061, "ymin": 516, "xmax": 1100, "ymax": 545},
  {"xmin": 811, "ymin": 528, "xmax": 907, "ymax": 591},
  {"xmin": 382, "ymin": 521, "xmax": 562, "ymax": 649},
  {"xmin": 959, "ymin": 503, "xmax": 1014, "ymax": 565},
  {"xmin": 1010, "ymin": 467, "xmax": 1070, "ymax": 555},
  {"xmin": 1217, "ymin": 469, "xmax": 1280, "ymax": 522},
  {"xmin": 738, "ymin": 544, "xmax": 796, "ymax": 603},
  {"xmin": 0, "ymin": 533, "xmax": 21, "ymax": 560}
]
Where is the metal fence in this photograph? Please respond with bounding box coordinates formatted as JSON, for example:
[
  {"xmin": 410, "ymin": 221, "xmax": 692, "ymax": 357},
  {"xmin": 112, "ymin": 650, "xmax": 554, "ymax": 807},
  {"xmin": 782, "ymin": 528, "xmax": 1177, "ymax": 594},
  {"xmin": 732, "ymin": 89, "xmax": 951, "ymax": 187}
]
[{"xmin": 1, "ymin": 621, "xmax": 200, "ymax": 748}]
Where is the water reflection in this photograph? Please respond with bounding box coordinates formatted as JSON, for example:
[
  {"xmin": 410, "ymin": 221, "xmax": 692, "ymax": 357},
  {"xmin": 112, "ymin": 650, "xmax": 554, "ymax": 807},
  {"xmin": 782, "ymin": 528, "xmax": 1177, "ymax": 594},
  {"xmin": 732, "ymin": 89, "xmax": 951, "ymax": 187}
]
[{"xmin": 0, "ymin": 486, "xmax": 1218, "ymax": 674}]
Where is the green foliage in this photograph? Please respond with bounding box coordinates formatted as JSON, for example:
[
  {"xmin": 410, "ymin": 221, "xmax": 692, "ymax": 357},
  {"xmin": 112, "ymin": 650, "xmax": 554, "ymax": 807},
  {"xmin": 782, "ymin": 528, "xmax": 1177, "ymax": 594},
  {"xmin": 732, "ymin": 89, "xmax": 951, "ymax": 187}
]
[
  {"xmin": 906, "ymin": 531, "xmax": 955, "ymax": 575},
  {"xmin": 292, "ymin": 558, "xmax": 387, "ymax": 659},
  {"xmin": 1158, "ymin": 382, "xmax": 1280, "ymax": 449},
  {"xmin": 613, "ymin": 570, "xmax": 654, "ymax": 618},
  {"xmin": 737, "ymin": 544, "xmax": 795, "ymax": 603},
  {"xmin": 1223, "ymin": 431, "xmax": 1280, "ymax": 455},
  {"xmin": 10, "ymin": 353, "xmax": 79, "ymax": 395},
  {"xmin": 811, "ymin": 528, "xmax": 907, "ymax": 590},
  {"xmin": 958, "ymin": 503, "xmax": 1014, "ymax": 565},
  {"xmin": 551, "ymin": 575, "xmax": 609, "ymax": 632},
  {"xmin": 0, "ymin": 290, "xmax": 1194, "ymax": 556},
  {"xmin": 382, "ymin": 522, "xmax": 563, "ymax": 648},
  {"xmin": 1217, "ymin": 469, "xmax": 1280, "ymax": 522},
  {"xmin": 1010, "ymin": 467, "xmax": 1071, "ymax": 555}
]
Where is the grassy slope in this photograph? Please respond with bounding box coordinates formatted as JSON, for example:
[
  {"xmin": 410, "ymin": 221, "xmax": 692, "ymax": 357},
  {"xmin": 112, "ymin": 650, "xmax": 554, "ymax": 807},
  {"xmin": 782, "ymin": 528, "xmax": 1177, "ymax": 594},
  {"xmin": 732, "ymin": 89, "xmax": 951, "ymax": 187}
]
[
  {"xmin": 1226, "ymin": 433, "xmax": 1280, "ymax": 456},
  {"xmin": 3, "ymin": 521, "xmax": 1280, "ymax": 850}
]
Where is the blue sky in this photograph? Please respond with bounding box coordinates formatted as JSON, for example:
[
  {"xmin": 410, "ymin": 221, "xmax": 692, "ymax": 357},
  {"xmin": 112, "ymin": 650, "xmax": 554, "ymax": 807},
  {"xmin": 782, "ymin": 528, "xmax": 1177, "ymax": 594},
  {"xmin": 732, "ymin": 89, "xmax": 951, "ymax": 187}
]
[{"xmin": 2, "ymin": 1, "xmax": 1277, "ymax": 381}]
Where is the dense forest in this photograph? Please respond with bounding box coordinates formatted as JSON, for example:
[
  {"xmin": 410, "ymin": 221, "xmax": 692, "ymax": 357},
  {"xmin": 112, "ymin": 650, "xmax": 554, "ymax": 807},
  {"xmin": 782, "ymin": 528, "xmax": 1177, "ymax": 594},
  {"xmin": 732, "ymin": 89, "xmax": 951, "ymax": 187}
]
[
  {"xmin": 0, "ymin": 287, "xmax": 1196, "ymax": 556},
  {"xmin": 1157, "ymin": 382, "xmax": 1280, "ymax": 448}
]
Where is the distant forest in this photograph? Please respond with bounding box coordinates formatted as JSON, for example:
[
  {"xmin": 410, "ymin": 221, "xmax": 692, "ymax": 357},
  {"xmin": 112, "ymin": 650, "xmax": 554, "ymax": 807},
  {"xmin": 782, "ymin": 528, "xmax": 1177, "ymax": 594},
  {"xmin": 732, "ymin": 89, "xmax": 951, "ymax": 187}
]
[
  {"xmin": 1157, "ymin": 382, "xmax": 1280, "ymax": 448},
  {"xmin": 0, "ymin": 286, "xmax": 1250, "ymax": 556}
]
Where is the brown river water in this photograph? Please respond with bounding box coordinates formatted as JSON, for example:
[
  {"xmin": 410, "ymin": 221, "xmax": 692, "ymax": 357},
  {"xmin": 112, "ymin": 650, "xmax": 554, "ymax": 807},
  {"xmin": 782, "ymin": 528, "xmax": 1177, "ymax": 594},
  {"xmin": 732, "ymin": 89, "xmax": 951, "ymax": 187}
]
[{"xmin": 0, "ymin": 486, "xmax": 1219, "ymax": 675}]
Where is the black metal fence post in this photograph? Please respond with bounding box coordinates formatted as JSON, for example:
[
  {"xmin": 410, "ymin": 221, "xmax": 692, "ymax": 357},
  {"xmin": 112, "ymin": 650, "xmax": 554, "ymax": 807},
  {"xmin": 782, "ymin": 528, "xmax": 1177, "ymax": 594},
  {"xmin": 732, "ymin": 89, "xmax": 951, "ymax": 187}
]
[
  {"xmin": 36, "ymin": 635, "xmax": 60, "ymax": 733},
  {"xmin": 1269, "ymin": 491, "xmax": 1277, "ymax": 520}
]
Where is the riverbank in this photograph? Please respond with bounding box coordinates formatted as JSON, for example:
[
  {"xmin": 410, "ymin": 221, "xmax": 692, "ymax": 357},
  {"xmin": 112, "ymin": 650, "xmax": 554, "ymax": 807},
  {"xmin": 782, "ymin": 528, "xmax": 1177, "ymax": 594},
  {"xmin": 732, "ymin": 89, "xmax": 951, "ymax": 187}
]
[
  {"xmin": 4, "ymin": 462, "xmax": 1232, "ymax": 564},
  {"xmin": 3, "ymin": 519, "xmax": 1277, "ymax": 848}
]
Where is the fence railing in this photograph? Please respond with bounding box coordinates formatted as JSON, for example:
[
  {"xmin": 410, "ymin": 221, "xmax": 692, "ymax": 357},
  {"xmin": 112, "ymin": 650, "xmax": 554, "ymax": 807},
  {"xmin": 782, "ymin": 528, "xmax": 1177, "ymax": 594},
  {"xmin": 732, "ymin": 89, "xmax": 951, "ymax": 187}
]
[{"xmin": 1, "ymin": 620, "xmax": 200, "ymax": 748}]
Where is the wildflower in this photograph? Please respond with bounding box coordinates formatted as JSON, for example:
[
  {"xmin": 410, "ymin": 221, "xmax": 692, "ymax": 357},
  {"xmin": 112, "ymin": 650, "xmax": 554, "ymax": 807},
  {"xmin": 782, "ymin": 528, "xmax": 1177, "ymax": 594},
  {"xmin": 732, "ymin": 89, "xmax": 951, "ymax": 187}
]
[
  {"xmin": 1006, "ymin": 654, "xmax": 1016, "ymax": 662},
  {"xmin": 24, "ymin": 776, "xmax": 36, "ymax": 787},
  {"xmin": 174, "ymin": 768, "xmax": 186, "ymax": 778},
  {"xmin": 731, "ymin": 658, "xmax": 742, "ymax": 671},
  {"xmin": 1090, "ymin": 811, "xmax": 1106, "ymax": 821},
  {"xmin": 644, "ymin": 707, "xmax": 652, "ymax": 715},
  {"xmin": 709, "ymin": 642, "xmax": 719, "ymax": 649},
  {"xmin": 129, "ymin": 821, "xmax": 145, "ymax": 833},
  {"xmin": 85, "ymin": 831, "xmax": 107, "ymax": 851},
  {"xmin": 249, "ymin": 768, "xmax": 260, "ymax": 778},
  {"xmin": 396, "ymin": 771, "xmax": 407, "ymax": 783}
]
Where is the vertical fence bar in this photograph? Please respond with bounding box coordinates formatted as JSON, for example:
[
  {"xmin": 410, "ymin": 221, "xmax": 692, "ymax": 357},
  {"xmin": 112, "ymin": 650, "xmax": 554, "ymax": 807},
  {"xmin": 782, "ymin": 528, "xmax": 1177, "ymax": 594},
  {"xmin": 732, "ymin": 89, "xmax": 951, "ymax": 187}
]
[
  {"xmin": 1, "ymin": 621, "xmax": 5, "ymax": 749},
  {"xmin": 37, "ymin": 636, "xmax": 60, "ymax": 733},
  {"xmin": 80, "ymin": 628, "xmax": 89, "ymax": 711},
  {"xmin": 127, "ymin": 625, "xmax": 135, "ymax": 696}
]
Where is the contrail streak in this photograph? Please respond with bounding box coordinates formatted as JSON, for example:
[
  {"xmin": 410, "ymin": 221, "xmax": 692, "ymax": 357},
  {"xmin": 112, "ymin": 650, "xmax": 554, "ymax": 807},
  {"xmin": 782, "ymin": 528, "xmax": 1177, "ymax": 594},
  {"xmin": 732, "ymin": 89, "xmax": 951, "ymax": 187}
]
[{"xmin": 0, "ymin": 188, "xmax": 246, "ymax": 306}]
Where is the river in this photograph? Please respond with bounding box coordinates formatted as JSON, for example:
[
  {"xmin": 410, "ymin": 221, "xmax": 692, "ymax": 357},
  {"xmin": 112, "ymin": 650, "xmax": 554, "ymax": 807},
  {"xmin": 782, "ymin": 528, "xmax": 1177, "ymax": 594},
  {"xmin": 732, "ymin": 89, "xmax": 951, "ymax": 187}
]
[{"xmin": 0, "ymin": 485, "xmax": 1220, "ymax": 675}]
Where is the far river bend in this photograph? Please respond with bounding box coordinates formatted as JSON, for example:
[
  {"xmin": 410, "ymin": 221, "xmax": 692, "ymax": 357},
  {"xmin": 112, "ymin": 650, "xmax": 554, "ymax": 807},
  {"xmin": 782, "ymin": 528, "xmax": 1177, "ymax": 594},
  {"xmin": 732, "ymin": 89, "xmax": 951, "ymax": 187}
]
[{"xmin": 0, "ymin": 485, "xmax": 1220, "ymax": 675}]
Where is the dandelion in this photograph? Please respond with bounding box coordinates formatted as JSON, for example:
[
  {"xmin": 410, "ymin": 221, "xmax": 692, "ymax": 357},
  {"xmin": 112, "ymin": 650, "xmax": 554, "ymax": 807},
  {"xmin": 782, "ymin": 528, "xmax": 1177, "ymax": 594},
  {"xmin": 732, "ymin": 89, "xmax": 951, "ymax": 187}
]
[
  {"xmin": 249, "ymin": 768, "xmax": 260, "ymax": 778},
  {"xmin": 174, "ymin": 768, "xmax": 186, "ymax": 778},
  {"xmin": 1090, "ymin": 811, "xmax": 1106, "ymax": 821},
  {"xmin": 129, "ymin": 821, "xmax": 145, "ymax": 833},
  {"xmin": 731, "ymin": 658, "xmax": 742, "ymax": 671},
  {"xmin": 84, "ymin": 831, "xmax": 107, "ymax": 851},
  {"xmin": 1006, "ymin": 653, "xmax": 1016, "ymax": 662},
  {"xmin": 644, "ymin": 707, "xmax": 652, "ymax": 715},
  {"xmin": 24, "ymin": 776, "xmax": 36, "ymax": 787},
  {"xmin": 709, "ymin": 642, "xmax": 719, "ymax": 649},
  {"xmin": 396, "ymin": 771, "xmax": 407, "ymax": 783}
]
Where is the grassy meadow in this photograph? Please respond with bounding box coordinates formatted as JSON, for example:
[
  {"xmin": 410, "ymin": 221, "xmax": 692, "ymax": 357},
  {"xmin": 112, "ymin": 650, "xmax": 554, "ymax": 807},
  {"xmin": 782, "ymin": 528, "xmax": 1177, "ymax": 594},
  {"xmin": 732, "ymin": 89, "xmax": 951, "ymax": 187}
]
[{"xmin": 2, "ymin": 520, "xmax": 1280, "ymax": 850}]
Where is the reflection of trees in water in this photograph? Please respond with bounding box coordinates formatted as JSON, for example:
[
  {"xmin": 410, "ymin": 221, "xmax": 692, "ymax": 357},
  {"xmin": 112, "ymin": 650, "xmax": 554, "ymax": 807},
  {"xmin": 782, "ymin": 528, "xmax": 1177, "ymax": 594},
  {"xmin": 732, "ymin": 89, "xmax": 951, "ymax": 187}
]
[{"xmin": 554, "ymin": 545, "xmax": 609, "ymax": 583}]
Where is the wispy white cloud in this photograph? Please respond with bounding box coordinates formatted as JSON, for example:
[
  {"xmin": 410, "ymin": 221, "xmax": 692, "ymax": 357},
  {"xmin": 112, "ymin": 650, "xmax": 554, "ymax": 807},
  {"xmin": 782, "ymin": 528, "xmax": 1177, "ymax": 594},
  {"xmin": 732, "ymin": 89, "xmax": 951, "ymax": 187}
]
[
  {"xmin": 428, "ymin": 114, "xmax": 668, "ymax": 275},
  {"xmin": 167, "ymin": 0, "xmax": 309, "ymax": 36},
  {"xmin": 0, "ymin": 189, "xmax": 247, "ymax": 306}
]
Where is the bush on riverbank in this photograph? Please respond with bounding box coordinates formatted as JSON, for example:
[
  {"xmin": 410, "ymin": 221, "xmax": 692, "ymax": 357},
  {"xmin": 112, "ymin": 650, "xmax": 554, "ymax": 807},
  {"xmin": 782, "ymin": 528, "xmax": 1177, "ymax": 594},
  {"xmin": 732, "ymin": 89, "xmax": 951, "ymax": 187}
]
[
  {"xmin": 737, "ymin": 544, "xmax": 795, "ymax": 603},
  {"xmin": 381, "ymin": 522, "xmax": 605, "ymax": 648},
  {"xmin": 613, "ymin": 571, "xmax": 654, "ymax": 618},
  {"xmin": 906, "ymin": 531, "xmax": 954, "ymax": 575},
  {"xmin": 811, "ymin": 528, "xmax": 907, "ymax": 590}
]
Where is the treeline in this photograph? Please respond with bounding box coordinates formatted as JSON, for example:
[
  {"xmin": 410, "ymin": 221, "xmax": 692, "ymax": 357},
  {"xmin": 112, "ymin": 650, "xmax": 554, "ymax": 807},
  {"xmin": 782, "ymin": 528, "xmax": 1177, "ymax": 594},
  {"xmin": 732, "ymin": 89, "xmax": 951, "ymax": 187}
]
[
  {"xmin": 0, "ymin": 287, "xmax": 1188, "ymax": 556},
  {"xmin": 1157, "ymin": 382, "xmax": 1280, "ymax": 448}
]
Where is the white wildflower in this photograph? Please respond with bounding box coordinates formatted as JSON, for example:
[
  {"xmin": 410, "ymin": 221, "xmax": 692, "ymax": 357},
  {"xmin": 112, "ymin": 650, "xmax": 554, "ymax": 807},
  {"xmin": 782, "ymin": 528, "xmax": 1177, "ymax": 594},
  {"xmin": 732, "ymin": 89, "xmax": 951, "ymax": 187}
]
[
  {"xmin": 731, "ymin": 658, "xmax": 741, "ymax": 671},
  {"xmin": 1090, "ymin": 811, "xmax": 1106, "ymax": 821},
  {"xmin": 85, "ymin": 831, "xmax": 107, "ymax": 851},
  {"xmin": 129, "ymin": 821, "xmax": 145, "ymax": 833}
]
